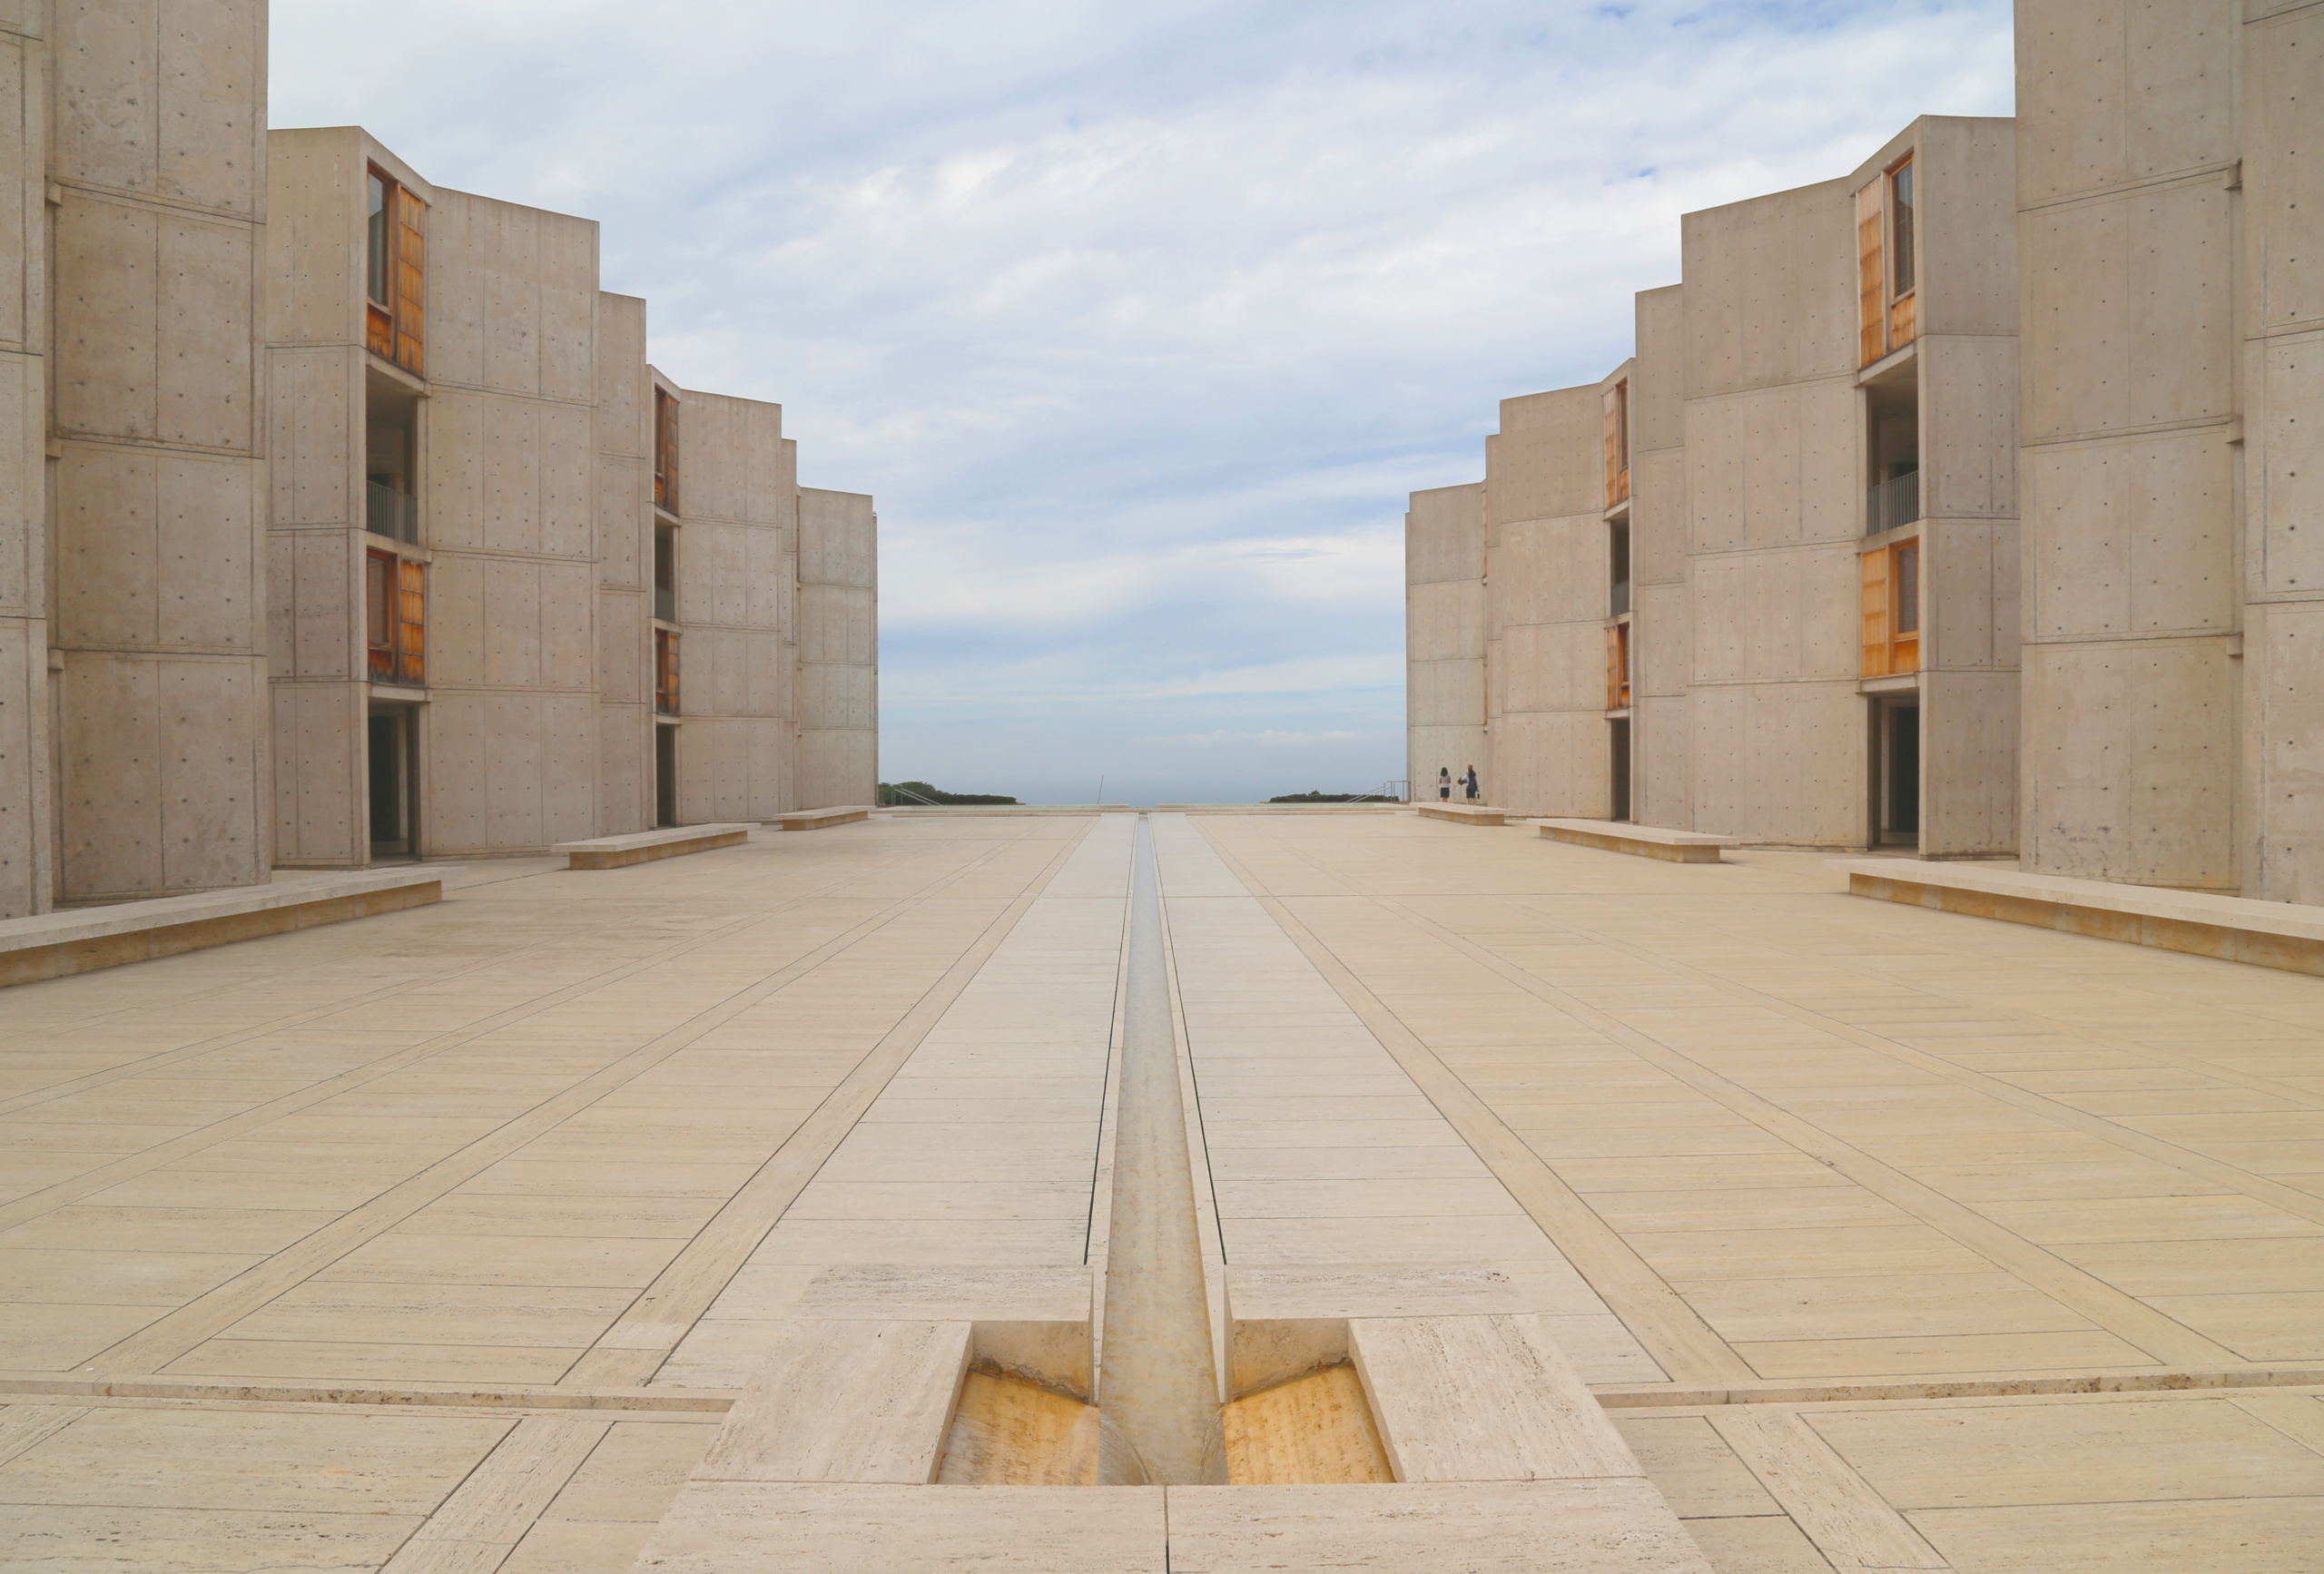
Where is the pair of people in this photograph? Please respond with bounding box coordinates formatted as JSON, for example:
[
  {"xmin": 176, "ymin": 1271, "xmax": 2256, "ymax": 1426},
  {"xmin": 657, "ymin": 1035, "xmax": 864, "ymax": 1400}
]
[{"xmin": 1437, "ymin": 765, "xmax": 1480, "ymax": 802}]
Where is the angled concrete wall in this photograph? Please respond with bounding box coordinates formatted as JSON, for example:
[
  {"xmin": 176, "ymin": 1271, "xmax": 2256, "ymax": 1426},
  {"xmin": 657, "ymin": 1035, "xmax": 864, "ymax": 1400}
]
[
  {"xmin": 2016, "ymin": 2, "xmax": 2241, "ymax": 889},
  {"xmin": 0, "ymin": 13, "xmax": 45, "ymax": 918},
  {"xmin": 798, "ymin": 483, "xmax": 877, "ymax": 810},
  {"xmin": 1680, "ymin": 172, "xmax": 1866, "ymax": 847},
  {"xmin": 1485, "ymin": 384, "xmax": 1609, "ymax": 817},
  {"xmin": 2241, "ymin": 4, "xmax": 2324, "ymax": 902},
  {"xmin": 1405, "ymin": 480, "xmax": 1485, "ymax": 802},
  {"xmin": 52, "ymin": 0, "xmax": 271, "ymax": 904},
  {"xmin": 673, "ymin": 387, "xmax": 795, "ymax": 822},
  {"xmin": 1631, "ymin": 286, "xmax": 1689, "ymax": 831},
  {"xmin": 596, "ymin": 292, "xmax": 652, "ymax": 835}
]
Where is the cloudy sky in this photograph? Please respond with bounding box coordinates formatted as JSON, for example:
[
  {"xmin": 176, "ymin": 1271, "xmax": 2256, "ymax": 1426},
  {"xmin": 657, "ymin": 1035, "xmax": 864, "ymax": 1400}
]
[{"xmin": 272, "ymin": 0, "xmax": 2014, "ymax": 805}]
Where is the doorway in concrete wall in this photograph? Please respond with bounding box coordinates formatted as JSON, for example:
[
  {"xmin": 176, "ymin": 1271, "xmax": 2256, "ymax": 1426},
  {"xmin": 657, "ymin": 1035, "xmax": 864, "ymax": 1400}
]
[
  {"xmin": 655, "ymin": 724, "xmax": 678, "ymax": 828},
  {"xmin": 1874, "ymin": 697, "xmax": 1920, "ymax": 848},
  {"xmin": 1609, "ymin": 717, "xmax": 1632, "ymax": 822},
  {"xmin": 367, "ymin": 706, "xmax": 419, "ymax": 861}
]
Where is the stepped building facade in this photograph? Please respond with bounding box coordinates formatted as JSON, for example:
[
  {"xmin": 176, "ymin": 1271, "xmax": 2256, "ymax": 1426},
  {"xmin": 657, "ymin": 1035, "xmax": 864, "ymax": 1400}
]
[
  {"xmin": 1411, "ymin": 0, "xmax": 2324, "ymax": 900},
  {"xmin": 0, "ymin": 24, "xmax": 874, "ymax": 920}
]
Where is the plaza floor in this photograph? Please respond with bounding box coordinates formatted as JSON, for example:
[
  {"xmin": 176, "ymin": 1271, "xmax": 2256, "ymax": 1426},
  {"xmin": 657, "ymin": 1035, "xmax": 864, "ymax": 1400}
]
[{"xmin": 1, "ymin": 810, "xmax": 2319, "ymax": 1570}]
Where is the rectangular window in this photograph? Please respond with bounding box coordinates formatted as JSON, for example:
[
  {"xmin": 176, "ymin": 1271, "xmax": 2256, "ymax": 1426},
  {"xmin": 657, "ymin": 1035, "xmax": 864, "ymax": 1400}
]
[
  {"xmin": 1860, "ymin": 541, "xmax": 1921, "ymax": 677},
  {"xmin": 655, "ymin": 388, "xmax": 680, "ymax": 513},
  {"xmin": 1606, "ymin": 622, "xmax": 1631, "ymax": 711},
  {"xmin": 654, "ymin": 525, "xmax": 676, "ymax": 623},
  {"xmin": 367, "ymin": 548, "xmax": 426, "ymax": 685},
  {"xmin": 367, "ymin": 166, "xmax": 426, "ymax": 376},
  {"xmin": 1857, "ymin": 157, "xmax": 1917, "ymax": 366},
  {"xmin": 655, "ymin": 628, "xmax": 681, "ymax": 715},
  {"xmin": 1609, "ymin": 519, "xmax": 1631, "ymax": 617},
  {"xmin": 1602, "ymin": 379, "xmax": 1630, "ymax": 507}
]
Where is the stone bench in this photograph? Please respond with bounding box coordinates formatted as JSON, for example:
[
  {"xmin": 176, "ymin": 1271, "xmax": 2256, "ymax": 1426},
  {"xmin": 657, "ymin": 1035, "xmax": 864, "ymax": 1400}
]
[
  {"xmin": 771, "ymin": 805, "xmax": 872, "ymax": 831},
  {"xmin": 0, "ymin": 867, "xmax": 454, "ymax": 989},
  {"xmin": 1830, "ymin": 858, "xmax": 2324, "ymax": 978},
  {"xmin": 1538, "ymin": 819, "xmax": 1740, "ymax": 864},
  {"xmin": 1417, "ymin": 803, "xmax": 1507, "ymax": 827},
  {"xmin": 553, "ymin": 823, "xmax": 753, "ymax": 870}
]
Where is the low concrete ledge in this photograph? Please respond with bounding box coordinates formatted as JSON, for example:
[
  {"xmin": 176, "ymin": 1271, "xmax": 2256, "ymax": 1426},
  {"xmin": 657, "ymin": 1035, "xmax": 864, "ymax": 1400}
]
[
  {"xmin": 1539, "ymin": 818, "xmax": 1739, "ymax": 864},
  {"xmin": 0, "ymin": 867, "xmax": 454, "ymax": 989},
  {"xmin": 555, "ymin": 824, "xmax": 753, "ymax": 870},
  {"xmin": 1417, "ymin": 803, "xmax": 1506, "ymax": 827},
  {"xmin": 1833, "ymin": 858, "xmax": 2324, "ymax": 976},
  {"xmin": 771, "ymin": 805, "xmax": 872, "ymax": 831}
]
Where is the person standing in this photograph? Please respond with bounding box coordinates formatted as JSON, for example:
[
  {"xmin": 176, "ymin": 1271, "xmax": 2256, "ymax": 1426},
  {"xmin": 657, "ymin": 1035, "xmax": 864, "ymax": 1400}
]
[
  {"xmin": 1462, "ymin": 764, "xmax": 1480, "ymax": 802},
  {"xmin": 1438, "ymin": 767, "xmax": 1452, "ymax": 801}
]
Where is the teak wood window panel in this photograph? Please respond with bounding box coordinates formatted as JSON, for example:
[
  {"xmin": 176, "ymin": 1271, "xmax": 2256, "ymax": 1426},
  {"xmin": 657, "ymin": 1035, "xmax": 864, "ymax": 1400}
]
[
  {"xmin": 366, "ymin": 550, "xmax": 426, "ymax": 686},
  {"xmin": 367, "ymin": 168, "xmax": 426, "ymax": 376},
  {"xmin": 1603, "ymin": 379, "xmax": 1630, "ymax": 507},
  {"xmin": 1860, "ymin": 539, "xmax": 1921, "ymax": 677},
  {"xmin": 1605, "ymin": 620, "xmax": 1632, "ymax": 711},
  {"xmin": 655, "ymin": 628, "xmax": 681, "ymax": 715},
  {"xmin": 655, "ymin": 388, "xmax": 680, "ymax": 513},
  {"xmin": 1856, "ymin": 155, "xmax": 1916, "ymax": 367}
]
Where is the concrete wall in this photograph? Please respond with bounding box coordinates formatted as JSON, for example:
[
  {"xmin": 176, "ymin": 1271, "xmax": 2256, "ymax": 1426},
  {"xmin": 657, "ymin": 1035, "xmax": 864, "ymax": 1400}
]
[
  {"xmin": 52, "ymin": 0, "xmax": 271, "ymax": 904},
  {"xmin": 671, "ymin": 387, "xmax": 794, "ymax": 822},
  {"xmin": 797, "ymin": 483, "xmax": 877, "ymax": 809},
  {"xmin": 1680, "ymin": 173, "xmax": 1867, "ymax": 846},
  {"xmin": 1876, "ymin": 117, "xmax": 2021, "ymax": 859},
  {"xmin": 2241, "ymin": 3, "xmax": 2324, "ymax": 902},
  {"xmin": 2016, "ymin": 3, "xmax": 2242, "ymax": 889},
  {"xmin": 595, "ymin": 293, "xmax": 651, "ymax": 835},
  {"xmin": 0, "ymin": 8, "xmax": 46, "ymax": 917},
  {"xmin": 1404, "ymin": 480, "xmax": 1484, "ymax": 801},
  {"xmin": 1484, "ymin": 384, "xmax": 1610, "ymax": 816},
  {"xmin": 1631, "ymin": 286, "xmax": 1689, "ymax": 831}
]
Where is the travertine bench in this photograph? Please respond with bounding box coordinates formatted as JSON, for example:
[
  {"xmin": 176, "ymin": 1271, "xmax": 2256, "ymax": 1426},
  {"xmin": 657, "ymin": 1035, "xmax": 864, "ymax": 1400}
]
[
  {"xmin": 1418, "ymin": 803, "xmax": 1507, "ymax": 827},
  {"xmin": 1831, "ymin": 858, "xmax": 2324, "ymax": 978},
  {"xmin": 1538, "ymin": 819, "xmax": 1740, "ymax": 864},
  {"xmin": 0, "ymin": 866, "xmax": 455, "ymax": 989},
  {"xmin": 554, "ymin": 823, "xmax": 753, "ymax": 870},
  {"xmin": 771, "ymin": 805, "xmax": 872, "ymax": 831}
]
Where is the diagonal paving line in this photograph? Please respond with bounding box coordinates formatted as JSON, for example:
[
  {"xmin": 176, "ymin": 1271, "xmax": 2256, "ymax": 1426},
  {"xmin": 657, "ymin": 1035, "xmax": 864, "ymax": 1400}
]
[
  {"xmin": 77, "ymin": 831, "xmax": 1068, "ymax": 1376},
  {"xmin": 0, "ymin": 831, "xmax": 1042, "ymax": 1235},
  {"xmin": 1492, "ymin": 892, "xmax": 2324, "ymax": 1229},
  {"xmin": 1188, "ymin": 822, "xmax": 1755, "ymax": 1388},
  {"xmin": 562, "ymin": 819, "xmax": 1102, "ymax": 1387},
  {"xmin": 1359, "ymin": 891, "xmax": 2250, "ymax": 1371},
  {"xmin": 0, "ymin": 842, "xmax": 889, "ymax": 1117}
]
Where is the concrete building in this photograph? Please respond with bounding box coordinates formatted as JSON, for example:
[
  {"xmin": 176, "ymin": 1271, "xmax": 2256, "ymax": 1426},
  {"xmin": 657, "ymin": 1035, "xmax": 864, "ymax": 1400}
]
[
  {"xmin": 0, "ymin": 3, "xmax": 273, "ymax": 921},
  {"xmin": 261, "ymin": 127, "xmax": 874, "ymax": 872},
  {"xmin": 1413, "ymin": 115, "xmax": 2023, "ymax": 858},
  {"xmin": 0, "ymin": 71, "xmax": 876, "ymax": 920}
]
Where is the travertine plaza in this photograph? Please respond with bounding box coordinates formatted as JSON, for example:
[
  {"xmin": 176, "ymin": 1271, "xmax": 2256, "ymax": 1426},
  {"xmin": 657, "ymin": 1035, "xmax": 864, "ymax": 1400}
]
[{"xmin": 4, "ymin": 1, "xmax": 2324, "ymax": 1572}]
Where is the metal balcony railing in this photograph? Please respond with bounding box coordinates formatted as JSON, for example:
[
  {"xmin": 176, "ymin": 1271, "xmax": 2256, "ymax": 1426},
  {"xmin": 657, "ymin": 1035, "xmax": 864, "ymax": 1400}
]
[
  {"xmin": 1867, "ymin": 470, "xmax": 1920, "ymax": 536},
  {"xmin": 367, "ymin": 480, "xmax": 419, "ymax": 544}
]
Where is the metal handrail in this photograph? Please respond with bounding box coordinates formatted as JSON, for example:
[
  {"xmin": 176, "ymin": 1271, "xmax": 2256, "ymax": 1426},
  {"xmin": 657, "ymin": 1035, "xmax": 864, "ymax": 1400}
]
[
  {"xmin": 367, "ymin": 480, "xmax": 419, "ymax": 544},
  {"xmin": 1868, "ymin": 470, "xmax": 1920, "ymax": 535}
]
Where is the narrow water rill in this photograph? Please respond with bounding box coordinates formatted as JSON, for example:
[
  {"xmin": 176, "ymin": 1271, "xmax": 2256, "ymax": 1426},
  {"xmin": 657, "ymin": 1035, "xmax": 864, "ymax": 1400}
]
[{"xmin": 1096, "ymin": 814, "xmax": 1230, "ymax": 1484}]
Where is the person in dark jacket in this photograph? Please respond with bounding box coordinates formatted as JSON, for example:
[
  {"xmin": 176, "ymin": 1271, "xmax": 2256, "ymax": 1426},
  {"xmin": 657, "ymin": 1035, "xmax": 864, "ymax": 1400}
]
[{"xmin": 1462, "ymin": 765, "xmax": 1480, "ymax": 802}]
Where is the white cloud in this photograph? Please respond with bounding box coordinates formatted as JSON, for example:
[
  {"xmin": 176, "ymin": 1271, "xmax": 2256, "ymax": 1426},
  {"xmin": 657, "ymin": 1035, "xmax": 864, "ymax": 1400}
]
[{"xmin": 270, "ymin": 0, "xmax": 2014, "ymax": 802}]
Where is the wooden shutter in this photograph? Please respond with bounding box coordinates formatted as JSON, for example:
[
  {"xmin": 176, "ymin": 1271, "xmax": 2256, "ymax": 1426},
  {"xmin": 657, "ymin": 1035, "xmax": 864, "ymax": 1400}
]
[
  {"xmin": 394, "ymin": 189, "xmax": 427, "ymax": 375},
  {"xmin": 661, "ymin": 392, "xmax": 680, "ymax": 513},
  {"xmin": 1606, "ymin": 625, "xmax": 1625, "ymax": 711},
  {"xmin": 656, "ymin": 629, "xmax": 681, "ymax": 714},
  {"xmin": 1856, "ymin": 178, "xmax": 1886, "ymax": 366},
  {"xmin": 1602, "ymin": 384, "xmax": 1629, "ymax": 507},
  {"xmin": 1890, "ymin": 544, "xmax": 1920, "ymax": 674},
  {"xmin": 366, "ymin": 551, "xmax": 394, "ymax": 681},
  {"xmin": 396, "ymin": 558, "xmax": 426, "ymax": 684},
  {"xmin": 1861, "ymin": 548, "xmax": 1891, "ymax": 677}
]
